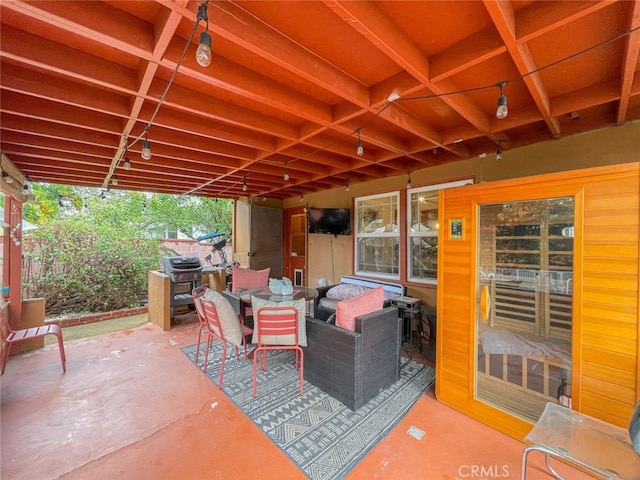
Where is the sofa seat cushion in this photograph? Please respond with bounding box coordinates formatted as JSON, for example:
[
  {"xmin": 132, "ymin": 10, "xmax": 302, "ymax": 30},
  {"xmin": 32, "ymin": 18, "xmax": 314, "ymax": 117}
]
[
  {"xmin": 336, "ymin": 286, "xmax": 384, "ymax": 332},
  {"xmin": 318, "ymin": 297, "xmax": 340, "ymax": 311}
]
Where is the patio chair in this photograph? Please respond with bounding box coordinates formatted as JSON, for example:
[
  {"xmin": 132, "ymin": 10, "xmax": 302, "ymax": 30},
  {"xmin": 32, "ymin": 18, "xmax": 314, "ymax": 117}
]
[
  {"xmin": 521, "ymin": 401, "xmax": 640, "ymax": 479},
  {"xmin": 191, "ymin": 284, "xmax": 209, "ymax": 364},
  {"xmin": 252, "ymin": 305, "xmax": 303, "ymax": 397},
  {"xmin": 228, "ymin": 266, "xmax": 270, "ymax": 327},
  {"xmin": 197, "ymin": 290, "xmax": 252, "ymax": 388},
  {"xmin": 0, "ymin": 314, "xmax": 66, "ymax": 375}
]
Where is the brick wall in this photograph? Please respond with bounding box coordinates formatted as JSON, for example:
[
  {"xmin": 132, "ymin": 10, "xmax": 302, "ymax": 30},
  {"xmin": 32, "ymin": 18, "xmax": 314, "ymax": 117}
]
[{"xmin": 160, "ymin": 239, "xmax": 233, "ymax": 269}]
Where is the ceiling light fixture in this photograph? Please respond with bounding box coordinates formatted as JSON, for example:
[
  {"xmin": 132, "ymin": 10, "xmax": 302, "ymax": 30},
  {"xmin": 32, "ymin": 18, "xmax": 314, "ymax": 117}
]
[
  {"xmin": 196, "ymin": 2, "xmax": 212, "ymax": 67},
  {"xmin": 355, "ymin": 128, "xmax": 364, "ymax": 157},
  {"xmin": 112, "ymin": 175, "xmax": 118, "ymax": 186},
  {"xmin": 406, "ymin": 173, "xmax": 412, "ymax": 189},
  {"xmin": 242, "ymin": 178, "xmax": 248, "ymax": 192},
  {"xmin": 345, "ymin": 183, "xmax": 350, "ymax": 192},
  {"xmin": 496, "ymin": 81, "xmax": 508, "ymax": 119},
  {"xmin": 496, "ymin": 140, "xmax": 504, "ymax": 161},
  {"xmin": 283, "ymin": 169, "xmax": 289, "ymax": 181},
  {"xmin": 299, "ymin": 194, "xmax": 304, "ymax": 202},
  {"xmin": 123, "ymin": 157, "xmax": 131, "ymax": 170}
]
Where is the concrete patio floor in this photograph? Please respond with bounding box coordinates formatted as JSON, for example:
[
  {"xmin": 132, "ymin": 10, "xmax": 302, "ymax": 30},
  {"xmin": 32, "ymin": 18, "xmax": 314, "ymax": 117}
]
[{"xmin": 1, "ymin": 317, "xmax": 591, "ymax": 479}]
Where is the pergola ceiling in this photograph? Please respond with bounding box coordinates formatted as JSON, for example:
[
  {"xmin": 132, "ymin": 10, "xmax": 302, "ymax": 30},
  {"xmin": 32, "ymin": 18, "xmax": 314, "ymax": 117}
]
[{"xmin": 1, "ymin": 1, "xmax": 639, "ymax": 200}]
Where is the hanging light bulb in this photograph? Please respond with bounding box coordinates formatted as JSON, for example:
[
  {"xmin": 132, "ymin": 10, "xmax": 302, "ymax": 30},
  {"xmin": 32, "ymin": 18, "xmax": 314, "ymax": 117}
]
[
  {"xmin": 2, "ymin": 170, "xmax": 13, "ymax": 184},
  {"xmin": 112, "ymin": 175, "xmax": 118, "ymax": 186},
  {"xmin": 356, "ymin": 128, "xmax": 364, "ymax": 157},
  {"xmin": 496, "ymin": 141, "xmax": 504, "ymax": 161},
  {"xmin": 496, "ymin": 81, "xmax": 508, "ymax": 120},
  {"xmin": 345, "ymin": 183, "xmax": 350, "ymax": 192},
  {"xmin": 123, "ymin": 157, "xmax": 131, "ymax": 170},
  {"xmin": 195, "ymin": 2, "xmax": 212, "ymax": 68},
  {"xmin": 283, "ymin": 169, "xmax": 289, "ymax": 181},
  {"xmin": 141, "ymin": 138, "xmax": 151, "ymax": 160},
  {"xmin": 196, "ymin": 31, "xmax": 212, "ymax": 67},
  {"xmin": 242, "ymin": 179, "xmax": 247, "ymax": 192},
  {"xmin": 299, "ymin": 194, "xmax": 304, "ymax": 202},
  {"xmin": 406, "ymin": 173, "xmax": 412, "ymax": 189}
]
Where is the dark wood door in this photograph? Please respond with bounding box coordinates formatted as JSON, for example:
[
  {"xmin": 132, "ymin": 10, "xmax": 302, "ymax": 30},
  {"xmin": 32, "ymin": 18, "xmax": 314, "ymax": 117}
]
[
  {"xmin": 284, "ymin": 206, "xmax": 307, "ymax": 285},
  {"xmin": 249, "ymin": 205, "xmax": 283, "ymax": 277}
]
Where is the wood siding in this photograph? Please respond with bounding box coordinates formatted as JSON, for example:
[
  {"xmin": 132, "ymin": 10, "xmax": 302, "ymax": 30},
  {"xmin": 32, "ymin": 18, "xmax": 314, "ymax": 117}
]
[{"xmin": 436, "ymin": 163, "xmax": 639, "ymax": 439}]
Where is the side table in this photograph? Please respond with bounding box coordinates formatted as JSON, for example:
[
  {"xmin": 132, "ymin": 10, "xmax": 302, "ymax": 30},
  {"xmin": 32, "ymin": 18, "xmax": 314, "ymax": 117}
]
[{"xmin": 390, "ymin": 296, "xmax": 422, "ymax": 360}]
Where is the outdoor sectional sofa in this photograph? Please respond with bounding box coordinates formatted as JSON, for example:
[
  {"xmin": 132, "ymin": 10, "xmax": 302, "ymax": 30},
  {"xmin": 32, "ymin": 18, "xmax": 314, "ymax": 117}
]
[
  {"xmin": 304, "ymin": 306, "xmax": 402, "ymax": 410},
  {"xmin": 313, "ymin": 275, "xmax": 405, "ymax": 321}
]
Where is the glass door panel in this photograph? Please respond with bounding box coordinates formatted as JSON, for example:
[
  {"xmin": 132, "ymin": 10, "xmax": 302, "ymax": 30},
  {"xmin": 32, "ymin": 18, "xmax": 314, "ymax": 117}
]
[{"xmin": 476, "ymin": 197, "xmax": 574, "ymax": 422}]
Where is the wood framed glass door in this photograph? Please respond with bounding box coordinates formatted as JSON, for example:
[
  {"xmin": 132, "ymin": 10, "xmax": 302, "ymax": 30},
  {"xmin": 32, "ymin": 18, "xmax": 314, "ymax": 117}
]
[{"xmin": 476, "ymin": 197, "xmax": 574, "ymax": 422}]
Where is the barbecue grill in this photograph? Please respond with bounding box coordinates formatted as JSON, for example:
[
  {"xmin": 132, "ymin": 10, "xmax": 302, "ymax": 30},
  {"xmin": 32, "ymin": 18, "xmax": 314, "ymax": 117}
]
[{"xmin": 161, "ymin": 256, "xmax": 203, "ymax": 319}]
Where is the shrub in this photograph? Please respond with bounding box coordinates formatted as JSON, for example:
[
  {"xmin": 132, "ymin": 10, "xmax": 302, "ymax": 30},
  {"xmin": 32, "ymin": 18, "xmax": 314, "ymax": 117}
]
[{"xmin": 22, "ymin": 216, "xmax": 167, "ymax": 315}]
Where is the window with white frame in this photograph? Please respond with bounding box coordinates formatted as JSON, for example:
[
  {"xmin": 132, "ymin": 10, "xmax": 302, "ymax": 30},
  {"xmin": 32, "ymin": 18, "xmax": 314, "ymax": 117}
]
[
  {"xmin": 407, "ymin": 179, "xmax": 472, "ymax": 284},
  {"xmin": 355, "ymin": 192, "xmax": 400, "ymax": 279}
]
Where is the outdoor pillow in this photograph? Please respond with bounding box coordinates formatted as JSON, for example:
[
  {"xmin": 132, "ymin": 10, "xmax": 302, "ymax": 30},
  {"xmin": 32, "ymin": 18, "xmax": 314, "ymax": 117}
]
[
  {"xmin": 203, "ymin": 288, "xmax": 243, "ymax": 346},
  {"xmin": 326, "ymin": 283, "xmax": 371, "ymax": 301},
  {"xmin": 250, "ymin": 295, "xmax": 307, "ymax": 346},
  {"xmin": 231, "ymin": 266, "xmax": 270, "ymax": 294},
  {"xmin": 335, "ymin": 285, "xmax": 384, "ymax": 332}
]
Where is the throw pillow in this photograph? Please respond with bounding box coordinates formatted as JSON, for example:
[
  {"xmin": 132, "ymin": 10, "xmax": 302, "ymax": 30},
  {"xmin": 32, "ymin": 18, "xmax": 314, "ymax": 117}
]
[
  {"xmin": 335, "ymin": 285, "xmax": 384, "ymax": 332},
  {"xmin": 231, "ymin": 266, "xmax": 270, "ymax": 294},
  {"xmin": 326, "ymin": 283, "xmax": 371, "ymax": 301},
  {"xmin": 250, "ymin": 295, "xmax": 307, "ymax": 346},
  {"xmin": 203, "ymin": 288, "xmax": 244, "ymax": 346}
]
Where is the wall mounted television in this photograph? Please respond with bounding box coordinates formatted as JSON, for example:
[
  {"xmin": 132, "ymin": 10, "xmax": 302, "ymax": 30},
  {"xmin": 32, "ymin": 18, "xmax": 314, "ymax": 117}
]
[{"xmin": 308, "ymin": 207, "xmax": 351, "ymax": 236}]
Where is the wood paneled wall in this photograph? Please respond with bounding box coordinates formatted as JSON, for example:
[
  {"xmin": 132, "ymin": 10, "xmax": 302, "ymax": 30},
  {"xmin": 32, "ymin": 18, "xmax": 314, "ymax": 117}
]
[{"xmin": 436, "ymin": 163, "xmax": 640, "ymax": 439}]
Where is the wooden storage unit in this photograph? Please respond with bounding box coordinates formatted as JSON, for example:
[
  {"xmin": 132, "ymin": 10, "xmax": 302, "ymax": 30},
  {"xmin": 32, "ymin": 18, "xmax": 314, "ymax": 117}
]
[{"xmin": 436, "ymin": 163, "xmax": 640, "ymax": 439}]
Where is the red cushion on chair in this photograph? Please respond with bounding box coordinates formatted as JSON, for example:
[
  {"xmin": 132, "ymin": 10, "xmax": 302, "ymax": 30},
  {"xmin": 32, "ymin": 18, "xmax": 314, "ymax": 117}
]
[
  {"xmin": 231, "ymin": 266, "xmax": 270, "ymax": 294},
  {"xmin": 335, "ymin": 286, "xmax": 384, "ymax": 332}
]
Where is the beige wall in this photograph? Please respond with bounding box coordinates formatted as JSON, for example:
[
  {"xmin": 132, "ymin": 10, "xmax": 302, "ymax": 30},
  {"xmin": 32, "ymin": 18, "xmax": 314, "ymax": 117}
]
[{"xmin": 231, "ymin": 122, "xmax": 640, "ymax": 299}]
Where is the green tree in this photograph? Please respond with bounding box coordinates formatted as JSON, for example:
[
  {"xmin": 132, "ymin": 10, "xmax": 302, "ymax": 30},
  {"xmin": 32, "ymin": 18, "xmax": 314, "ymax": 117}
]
[{"xmin": 20, "ymin": 184, "xmax": 233, "ymax": 315}]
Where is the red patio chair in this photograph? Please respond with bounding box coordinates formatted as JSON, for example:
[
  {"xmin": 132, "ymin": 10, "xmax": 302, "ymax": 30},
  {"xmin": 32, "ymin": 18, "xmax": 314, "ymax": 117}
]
[
  {"xmin": 191, "ymin": 284, "xmax": 209, "ymax": 364},
  {"xmin": 252, "ymin": 306, "xmax": 304, "ymax": 397},
  {"xmin": 0, "ymin": 314, "xmax": 66, "ymax": 375},
  {"xmin": 198, "ymin": 293, "xmax": 252, "ymax": 388}
]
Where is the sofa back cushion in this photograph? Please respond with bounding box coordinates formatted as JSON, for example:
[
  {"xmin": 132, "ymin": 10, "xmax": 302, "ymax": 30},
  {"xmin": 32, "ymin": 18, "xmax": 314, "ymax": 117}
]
[
  {"xmin": 231, "ymin": 266, "xmax": 270, "ymax": 294},
  {"xmin": 335, "ymin": 286, "xmax": 384, "ymax": 332}
]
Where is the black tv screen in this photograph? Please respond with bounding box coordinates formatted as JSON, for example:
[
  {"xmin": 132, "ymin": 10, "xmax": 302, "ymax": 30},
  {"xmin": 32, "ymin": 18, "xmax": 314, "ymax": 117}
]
[{"xmin": 308, "ymin": 207, "xmax": 351, "ymax": 235}]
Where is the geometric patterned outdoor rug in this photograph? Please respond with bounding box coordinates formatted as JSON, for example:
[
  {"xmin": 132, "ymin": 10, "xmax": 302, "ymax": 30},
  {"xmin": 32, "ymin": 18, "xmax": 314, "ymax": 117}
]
[{"xmin": 181, "ymin": 343, "xmax": 435, "ymax": 480}]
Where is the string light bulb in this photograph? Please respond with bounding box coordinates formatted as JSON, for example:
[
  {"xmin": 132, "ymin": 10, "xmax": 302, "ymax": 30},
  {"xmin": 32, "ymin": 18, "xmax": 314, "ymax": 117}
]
[
  {"xmin": 141, "ymin": 138, "xmax": 151, "ymax": 160},
  {"xmin": 356, "ymin": 128, "xmax": 364, "ymax": 157},
  {"xmin": 299, "ymin": 194, "xmax": 304, "ymax": 202},
  {"xmin": 496, "ymin": 140, "xmax": 504, "ymax": 161},
  {"xmin": 283, "ymin": 169, "xmax": 289, "ymax": 181},
  {"xmin": 196, "ymin": 31, "xmax": 212, "ymax": 67},
  {"xmin": 123, "ymin": 157, "xmax": 131, "ymax": 170},
  {"xmin": 112, "ymin": 175, "xmax": 118, "ymax": 186},
  {"xmin": 1, "ymin": 170, "xmax": 13, "ymax": 184},
  {"xmin": 406, "ymin": 173, "xmax": 412, "ymax": 189},
  {"xmin": 242, "ymin": 178, "xmax": 248, "ymax": 192},
  {"xmin": 195, "ymin": 3, "xmax": 212, "ymax": 67},
  {"xmin": 345, "ymin": 183, "xmax": 350, "ymax": 192},
  {"xmin": 496, "ymin": 81, "xmax": 508, "ymax": 119}
]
